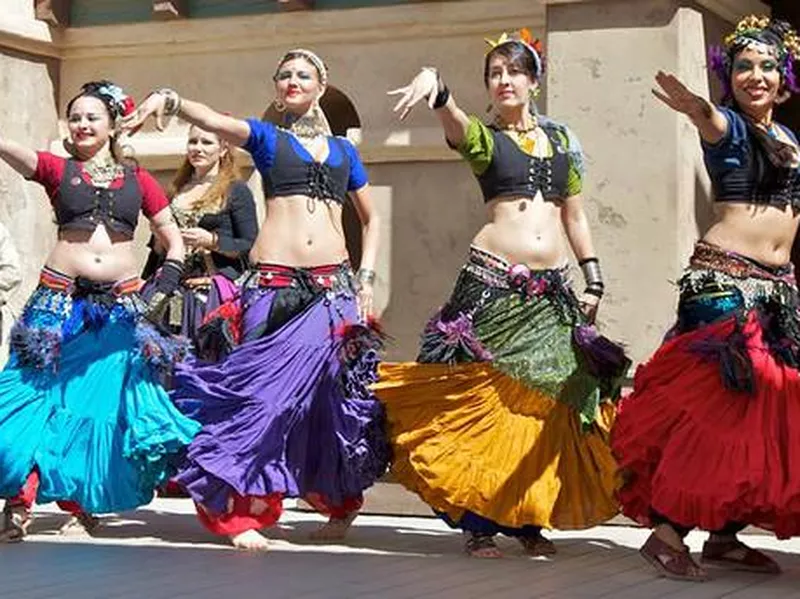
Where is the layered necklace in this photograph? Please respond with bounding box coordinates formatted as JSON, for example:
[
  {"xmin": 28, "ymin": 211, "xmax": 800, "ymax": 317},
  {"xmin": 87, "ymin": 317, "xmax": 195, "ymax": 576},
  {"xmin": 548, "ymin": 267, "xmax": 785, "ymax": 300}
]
[
  {"xmin": 494, "ymin": 114, "xmax": 540, "ymax": 155},
  {"xmin": 83, "ymin": 155, "xmax": 124, "ymax": 187}
]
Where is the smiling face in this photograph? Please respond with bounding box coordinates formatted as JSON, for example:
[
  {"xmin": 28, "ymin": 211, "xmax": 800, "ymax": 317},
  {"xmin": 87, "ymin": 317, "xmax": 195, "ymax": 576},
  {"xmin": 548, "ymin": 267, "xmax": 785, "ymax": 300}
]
[
  {"xmin": 273, "ymin": 56, "xmax": 326, "ymax": 115},
  {"xmin": 730, "ymin": 43, "xmax": 784, "ymax": 117},
  {"xmin": 186, "ymin": 125, "xmax": 225, "ymax": 176},
  {"xmin": 486, "ymin": 52, "xmax": 537, "ymax": 115},
  {"xmin": 67, "ymin": 96, "xmax": 113, "ymax": 159}
]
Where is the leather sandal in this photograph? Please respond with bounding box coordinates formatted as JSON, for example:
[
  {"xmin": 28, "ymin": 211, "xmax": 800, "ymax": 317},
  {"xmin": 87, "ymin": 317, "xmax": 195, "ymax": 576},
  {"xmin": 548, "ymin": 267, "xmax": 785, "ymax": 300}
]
[
  {"xmin": 702, "ymin": 538, "xmax": 780, "ymax": 574},
  {"xmin": 465, "ymin": 533, "xmax": 502, "ymax": 558},
  {"xmin": 518, "ymin": 532, "xmax": 557, "ymax": 556},
  {"xmin": 640, "ymin": 531, "xmax": 708, "ymax": 581},
  {"xmin": 0, "ymin": 504, "xmax": 31, "ymax": 543}
]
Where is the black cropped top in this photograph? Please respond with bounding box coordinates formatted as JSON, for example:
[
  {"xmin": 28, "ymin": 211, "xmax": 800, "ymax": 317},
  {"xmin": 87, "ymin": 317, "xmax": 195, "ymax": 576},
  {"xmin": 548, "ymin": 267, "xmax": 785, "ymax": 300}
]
[
  {"xmin": 243, "ymin": 119, "xmax": 369, "ymax": 205},
  {"xmin": 453, "ymin": 115, "xmax": 585, "ymax": 203},
  {"xmin": 55, "ymin": 159, "xmax": 141, "ymax": 239},
  {"xmin": 703, "ymin": 106, "xmax": 800, "ymax": 210}
]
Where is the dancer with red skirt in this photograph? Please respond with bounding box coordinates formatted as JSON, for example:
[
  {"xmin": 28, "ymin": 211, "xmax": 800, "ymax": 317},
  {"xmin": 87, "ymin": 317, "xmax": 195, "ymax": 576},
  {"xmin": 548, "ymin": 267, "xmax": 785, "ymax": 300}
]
[{"xmin": 612, "ymin": 16, "xmax": 800, "ymax": 581}]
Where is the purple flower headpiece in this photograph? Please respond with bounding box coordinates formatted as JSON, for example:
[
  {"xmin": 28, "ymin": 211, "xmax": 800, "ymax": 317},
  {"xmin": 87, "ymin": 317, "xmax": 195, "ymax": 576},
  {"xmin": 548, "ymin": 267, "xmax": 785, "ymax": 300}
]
[{"xmin": 708, "ymin": 15, "xmax": 800, "ymax": 104}]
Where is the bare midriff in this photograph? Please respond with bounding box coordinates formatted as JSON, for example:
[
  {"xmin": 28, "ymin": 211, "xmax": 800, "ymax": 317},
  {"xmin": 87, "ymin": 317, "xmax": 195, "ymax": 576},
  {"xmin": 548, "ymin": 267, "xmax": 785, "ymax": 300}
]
[
  {"xmin": 471, "ymin": 193, "xmax": 568, "ymax": 269},
  {"xmin": 249, "ymin": 195, "xmax": 349, "ymax": 267},
  {"xmin": 45, "ymin": 226, "xmax": 139, "ymax": 281},
  {"xmin": 702, "ymin": 201, "xmax": 800, "ymax": 267}
]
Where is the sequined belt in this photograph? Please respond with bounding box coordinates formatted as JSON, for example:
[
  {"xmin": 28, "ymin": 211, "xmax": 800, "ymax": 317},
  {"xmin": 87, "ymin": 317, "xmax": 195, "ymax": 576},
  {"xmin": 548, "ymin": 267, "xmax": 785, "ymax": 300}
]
[
  {"xmin": 464, "ymin": 245, "xmax": 570, "ymax": 296},
  {"xmin": 253, "ymin": 262, "xmax": 351, "ymax": 291},
  {"xmin": 39, "ymin": 266, "xmax": 142, "ymax": 296},
  {"xmin": 690, "ymin": 241, "xmax": 795, "ymax": 285}
]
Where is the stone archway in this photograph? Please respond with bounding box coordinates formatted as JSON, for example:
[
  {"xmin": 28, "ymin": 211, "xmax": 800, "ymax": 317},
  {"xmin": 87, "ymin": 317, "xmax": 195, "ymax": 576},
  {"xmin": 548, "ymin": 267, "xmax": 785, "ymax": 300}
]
[{"xmin": 261, "ymin": 86, "xmax": 364, "ymax": 268}]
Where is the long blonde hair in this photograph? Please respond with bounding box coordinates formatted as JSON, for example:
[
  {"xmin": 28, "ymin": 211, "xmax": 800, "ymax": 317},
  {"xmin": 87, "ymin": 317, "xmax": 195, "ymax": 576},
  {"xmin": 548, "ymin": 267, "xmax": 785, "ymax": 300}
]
[{"xmin": 168, "ymin": 134, "xmax": 241, "ymax": 212}]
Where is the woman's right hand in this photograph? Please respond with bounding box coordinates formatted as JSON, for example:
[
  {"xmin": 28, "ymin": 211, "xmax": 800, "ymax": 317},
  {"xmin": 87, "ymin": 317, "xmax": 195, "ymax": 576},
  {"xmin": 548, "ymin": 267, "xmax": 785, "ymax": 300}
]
[
  {"xmin": 388, "ymin": 68, "xmax": 440, "ymax": 120},
  {"xmin": 120, "ymin": 92, "xmax": 168, "ymax": 135},
  {"xmin": 652, "ymin": 71, "xmax": 710, "ymax": 120}
]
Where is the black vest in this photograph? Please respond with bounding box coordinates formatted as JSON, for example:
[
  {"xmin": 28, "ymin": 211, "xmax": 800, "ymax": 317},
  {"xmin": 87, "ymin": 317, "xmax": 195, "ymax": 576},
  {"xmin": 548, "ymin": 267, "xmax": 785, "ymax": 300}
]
[
  {"xmin": 263, "ymin": 131, "xmax": 351, "ymax": 204},
  {"xmin": 706, "ymin": 121, "xmax": 800, "ymax": 210},
  {"xmin": 476, "ymin": 123, "xmax": 571, "ymax": 203},
  {"xmin": 55, "ymin": 160, "xmax": 141, "ymax": 239}
]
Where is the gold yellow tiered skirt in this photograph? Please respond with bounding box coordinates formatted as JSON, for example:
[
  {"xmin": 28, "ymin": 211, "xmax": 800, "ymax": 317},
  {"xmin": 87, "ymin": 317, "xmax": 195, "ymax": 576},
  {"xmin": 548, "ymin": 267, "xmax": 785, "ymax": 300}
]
[{"xmin": 375, "ymin": 247, "xmax": 629, "ymax": 533}]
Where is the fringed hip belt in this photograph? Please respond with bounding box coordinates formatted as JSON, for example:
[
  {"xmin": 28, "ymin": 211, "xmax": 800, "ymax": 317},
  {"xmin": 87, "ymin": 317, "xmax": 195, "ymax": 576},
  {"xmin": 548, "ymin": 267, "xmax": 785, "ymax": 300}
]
[
  {"xmin": 463, "ymin": 245, "xmax": 571, "ymax": 300},
  {"xmin": 247, "ymin": 262, "xmax": 354, "ymax": 295},
  {"xmin": 690, "ymin": 240, "xmax": 795, "ymax": 285},
  {"xmin": 682, "ymin": 241, "xmax": 797, "ymax": 311},
  {"xmin": 27, "ymin": 266, "xmax": 144, "ymax": 318},
  {"xmin": 12, "ymin": 267, "xmax": 187, "ymax": 372}
]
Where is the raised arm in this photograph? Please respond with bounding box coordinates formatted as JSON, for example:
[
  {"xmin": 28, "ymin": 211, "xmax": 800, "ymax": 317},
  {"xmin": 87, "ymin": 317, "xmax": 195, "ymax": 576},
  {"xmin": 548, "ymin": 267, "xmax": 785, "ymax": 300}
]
[
  {"xmin": 653, "ymin": 71, "xmax": 728, "ymax": 144},
  {"xmin": 122, "ymin": 91, "xmax": 251, "ymax": 148},
  {"xmin": 0, "ymin": 137, "xmax": 38, "ymax": 179},
  {"xmin": 388, "ymin": 68, "xmax": 472, "ymax": 148}
]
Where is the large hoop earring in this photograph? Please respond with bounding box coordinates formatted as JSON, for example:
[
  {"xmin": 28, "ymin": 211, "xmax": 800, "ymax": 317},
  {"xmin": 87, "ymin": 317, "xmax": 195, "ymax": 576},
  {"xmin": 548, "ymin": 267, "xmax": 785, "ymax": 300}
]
[{"xmin": 274, "ymin": 99, "xmax": 286, "ymax": 112}]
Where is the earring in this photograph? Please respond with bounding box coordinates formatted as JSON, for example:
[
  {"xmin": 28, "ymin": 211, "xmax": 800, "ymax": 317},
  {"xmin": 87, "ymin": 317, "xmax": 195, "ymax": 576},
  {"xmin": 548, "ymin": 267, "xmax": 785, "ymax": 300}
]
[
  {"xmin": 274, "ymin": 99, "xmax": 286, "ymax": 112},
  {"xmin": 62, "ymin": 137, "xmax": 76, "ymax": 157}
]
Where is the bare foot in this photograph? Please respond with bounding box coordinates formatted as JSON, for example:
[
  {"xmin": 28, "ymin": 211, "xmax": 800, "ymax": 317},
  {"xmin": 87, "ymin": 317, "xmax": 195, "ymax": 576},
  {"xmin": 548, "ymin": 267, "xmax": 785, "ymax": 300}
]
[
  {"xmin": 309, "ymin": 512, "xmax": 357, "ymax": 541},
  {"xmin": 59, "ymin": 513, "xmax": 101, "ymax": 537},
  {"xmin": 229, "ymin": 529, "xmax": 270, "ymax": 552}
]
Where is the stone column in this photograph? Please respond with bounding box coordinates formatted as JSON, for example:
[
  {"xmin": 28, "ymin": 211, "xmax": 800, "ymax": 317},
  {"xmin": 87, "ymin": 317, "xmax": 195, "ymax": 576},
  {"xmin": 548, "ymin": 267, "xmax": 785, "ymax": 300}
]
[{"xmin": 0, "ymin": 1, "xmax": 60, "ymax": 362}]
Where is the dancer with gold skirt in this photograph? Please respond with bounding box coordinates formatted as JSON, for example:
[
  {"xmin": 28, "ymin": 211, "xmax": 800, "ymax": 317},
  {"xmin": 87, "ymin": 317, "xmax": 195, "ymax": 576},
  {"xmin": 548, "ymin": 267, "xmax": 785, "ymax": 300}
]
[{"xmin": 377, "ymin": 30, "xmax": 630, "ymax": 558}]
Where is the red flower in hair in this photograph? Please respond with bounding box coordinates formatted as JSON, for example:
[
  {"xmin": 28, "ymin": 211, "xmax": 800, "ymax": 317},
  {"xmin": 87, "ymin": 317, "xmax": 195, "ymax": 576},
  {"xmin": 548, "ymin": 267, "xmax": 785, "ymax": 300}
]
[{"xmin": 120, "ymin": 96, "xmax": 136, "ymax": 117}]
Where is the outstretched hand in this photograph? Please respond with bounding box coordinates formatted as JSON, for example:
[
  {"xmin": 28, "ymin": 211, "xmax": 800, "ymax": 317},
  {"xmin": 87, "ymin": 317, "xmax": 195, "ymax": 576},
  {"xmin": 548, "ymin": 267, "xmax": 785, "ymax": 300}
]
[
  {"xmin": 120, "ymin": 93, "xmax": 168, "ymax": 136},
  {"xmin": 652, "ymin": 71, "xmax": 709, "ymax": 119},
  {"xmin": 387, "ymin": 68, "xmax": 439, "ymax": 121}
]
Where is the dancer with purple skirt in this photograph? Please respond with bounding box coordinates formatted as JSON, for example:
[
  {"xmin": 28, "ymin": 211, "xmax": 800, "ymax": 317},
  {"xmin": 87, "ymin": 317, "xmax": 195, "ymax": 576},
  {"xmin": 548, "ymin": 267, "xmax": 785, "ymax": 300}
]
[{"xmin": 124, "ymin": 48, "xmax": 388, "ymax": 551}]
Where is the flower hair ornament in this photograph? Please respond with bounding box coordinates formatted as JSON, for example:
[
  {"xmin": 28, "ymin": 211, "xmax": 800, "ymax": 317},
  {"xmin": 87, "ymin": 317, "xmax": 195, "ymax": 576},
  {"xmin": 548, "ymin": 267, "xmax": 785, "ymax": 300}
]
[
  {"xmin": 485, "ymin": 27, "xmax": 545, "ymax": 80},
  {"xmin": 708, "ymin": 15, "xmax": 800, "ymax": 103},
  {"xmin": 79, "ymin": 81, "xmax": 136, "ymax": 122}
]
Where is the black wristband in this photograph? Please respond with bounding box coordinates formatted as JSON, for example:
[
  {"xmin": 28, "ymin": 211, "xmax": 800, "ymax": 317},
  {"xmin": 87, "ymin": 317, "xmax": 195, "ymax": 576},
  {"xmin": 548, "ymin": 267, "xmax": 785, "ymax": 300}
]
[
  {"xmin": 433, "ymin": 73, "xmax": 450, "ymax": 110},
  {"xmin": 584, "ymin": 286, "xmax": 605, "ymax": 299},
  {"xmin": 155, "ymin": 259, "xmax": 184, "ymax": 296}
]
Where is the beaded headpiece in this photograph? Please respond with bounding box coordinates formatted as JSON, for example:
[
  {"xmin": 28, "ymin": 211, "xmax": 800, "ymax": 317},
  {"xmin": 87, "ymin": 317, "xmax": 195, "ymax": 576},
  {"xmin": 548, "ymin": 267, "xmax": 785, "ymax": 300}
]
[
  {"xmin": 271, "ymin": 48, "xmax": 332, "ymax": 138},
  {"xmin": 68, "ymin": 80, "xmax": 136, "ymax": 123},
  {"xmin": 485, "ymin": 28, "xmax": 545, "ymax": 79},
  {"xmin": 275, "ymin": 48, "xmax": 328, "ymax": 86},
  {"xmin": 708, "ymin": 15, "xmax": 800, "ymax": 103}
]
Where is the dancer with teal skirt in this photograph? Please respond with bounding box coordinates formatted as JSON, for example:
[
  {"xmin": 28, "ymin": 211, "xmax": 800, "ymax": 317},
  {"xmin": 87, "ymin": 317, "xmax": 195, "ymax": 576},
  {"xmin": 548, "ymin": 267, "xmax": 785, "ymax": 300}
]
[{"xmin": 0, "ymin": 80, "xmax": 200, "ymax": 542}]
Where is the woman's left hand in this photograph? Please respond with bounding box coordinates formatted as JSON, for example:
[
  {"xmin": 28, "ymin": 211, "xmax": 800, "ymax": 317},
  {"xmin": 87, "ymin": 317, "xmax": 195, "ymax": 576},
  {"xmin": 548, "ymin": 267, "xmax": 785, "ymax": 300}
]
[
  {"xmin": 181, "ymin": 227, "xmax": 214, "ymax": 249},
  {"xmin": 358, "ymin": 283, "xmax": 374, "ymax": 322},
  {"xmin": 579, "ymin": 293, "xmax": 600, "ymax": 324}
]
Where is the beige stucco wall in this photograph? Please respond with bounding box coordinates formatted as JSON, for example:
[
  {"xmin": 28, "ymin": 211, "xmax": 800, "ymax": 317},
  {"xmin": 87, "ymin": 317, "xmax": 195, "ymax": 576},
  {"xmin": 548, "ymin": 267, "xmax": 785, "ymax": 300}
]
[
  {"xmin": 0, "ymin": 4, "xmax": 60, "ymax": 362},
  {"xmin": 0, "ymin": 0, "xmax": 771, "ymax": 364}
]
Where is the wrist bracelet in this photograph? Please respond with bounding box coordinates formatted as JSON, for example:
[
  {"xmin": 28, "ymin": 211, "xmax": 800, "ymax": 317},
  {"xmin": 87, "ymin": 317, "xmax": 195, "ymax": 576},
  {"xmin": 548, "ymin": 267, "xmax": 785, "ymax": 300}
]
[
  {"xmin": 579, "ymin": 257, "xmax": 604, "ymax": 293},
  {"xmin": 357, "ymin": 268, "xmax": 376, "ymax": 286},
  {"xmin": 156, "ymin": 88, "xmax": 182, "ymax": 117},
  {"xmin": 433, "ymin": 73, "xmax": 450, "ymax": 110}
]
